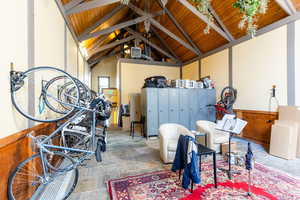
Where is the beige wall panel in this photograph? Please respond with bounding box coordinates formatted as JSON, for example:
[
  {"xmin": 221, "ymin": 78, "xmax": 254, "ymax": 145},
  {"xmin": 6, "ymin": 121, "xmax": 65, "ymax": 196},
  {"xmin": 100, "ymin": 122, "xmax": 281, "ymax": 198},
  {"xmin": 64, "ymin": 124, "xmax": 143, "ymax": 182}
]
[
  {"xmin": 78, "ymin": 52, "xmax": 85, "ymax": 81},
  {"xmin": 35, "ymin": 0, "xmax": 64, "ymax": 69},
  {"xmin": 120, "ymin": 62, "xmax": 180, "ymax": 104},
  {"xmin": 295, "ymin": 19, "xmax": 300, "ymax": 106},
  {"xmin": 0, "ymin": 0, "xmax": 28, "ymax": 138},
  {"xmin": 182, "ymin": 61, "xmax": 199, "ymax": 80},
  {"xmin": 233, "ymin": 26, "xmax": 288, "ymax": 111},
  {"xmin": 202, "ymin": 49, "xmax": 229, "ymax": 100},
  {"xmin": 67, "ymin": 30, "xmax": 78, "ymax": 77},
  {"xmin": 91, "ymin": 56, "xmax": 118, "ymax": 93}
]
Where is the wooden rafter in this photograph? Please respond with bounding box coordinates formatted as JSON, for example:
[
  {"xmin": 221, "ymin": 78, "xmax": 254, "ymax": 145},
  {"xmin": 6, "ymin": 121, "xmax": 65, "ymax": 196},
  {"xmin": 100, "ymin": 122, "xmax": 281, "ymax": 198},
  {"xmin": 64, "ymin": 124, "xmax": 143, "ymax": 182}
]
[
  {"xmin": 64, "ymin": 0, "xmax": 85, "ymax": 11},
  {"xmin": 125, "ymin": 28, "xmax": 181, "ymax": 63},
  {"xmin": 177, "ymin": 0, "xmax": 230, "ymax": 41},
  {"xmin": 88, "ymin": 35, "xmax": 135, "ymax": 59},
  {"xmin": 66, "ymin": 0, "xmax": 120, "ymax": 15},
  {"xmin": 275, "ymin": 0, "xmax": 296, "ymax": 15},
  {"xmin": 127, "ymin": 3, "xmax": 199, "ymax": 55},
  {"xmin": 79, "ymin": 4, "xmax": 125, "ymax": 41},
  {"xmin": 209, "ymin": 7, "xmax": 234, "ymax": 41},
  {"xmin": 81, "ymin": 10, "xmax": 164, "ymax": 41},
  {"xmin": 151, "ymin": 27, "xmax": 181, "ymax": 61},
  {"xmin": 155, "ymin": 0, "xmax": 202, "ymax": 55}
]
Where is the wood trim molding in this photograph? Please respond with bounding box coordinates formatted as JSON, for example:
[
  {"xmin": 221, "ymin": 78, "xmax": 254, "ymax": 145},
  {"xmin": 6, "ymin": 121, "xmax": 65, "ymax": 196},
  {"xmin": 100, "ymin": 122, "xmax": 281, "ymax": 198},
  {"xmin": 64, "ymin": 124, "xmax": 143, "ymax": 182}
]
[
  {"xmin": 0, "ymin": 123, "xmax": 56, "ymax": 200},
  {"xmin": 235, "ymin": 109, "xmax": 279, "ymax": 150}
]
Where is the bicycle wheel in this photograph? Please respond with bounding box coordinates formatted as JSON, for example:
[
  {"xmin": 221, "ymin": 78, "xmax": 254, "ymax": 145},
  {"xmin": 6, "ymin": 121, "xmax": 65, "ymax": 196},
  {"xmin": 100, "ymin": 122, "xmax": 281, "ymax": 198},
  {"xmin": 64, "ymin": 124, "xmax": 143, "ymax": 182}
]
[
  {"xmin": 60, "ymin": 131, "xmax": 89, "ymax": 158},
  {"xmin": 10, "ymin": 66, "xmax": 80, "ymax": 122},
  {"xmin": 8, "ymin": 152, "xmax": 78, "ymax": 200}
]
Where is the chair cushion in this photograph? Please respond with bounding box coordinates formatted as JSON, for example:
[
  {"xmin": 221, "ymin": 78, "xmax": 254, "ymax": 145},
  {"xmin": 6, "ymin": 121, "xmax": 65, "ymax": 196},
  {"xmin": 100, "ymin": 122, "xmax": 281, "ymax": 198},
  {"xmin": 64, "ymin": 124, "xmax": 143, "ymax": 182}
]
[
  {"xmin": 214, "ymin": 131, "xmax": 229, "ymax": 144},
  {"xmin": 167, "ymin": 139, "xmax": 178, "ymax": 152}
]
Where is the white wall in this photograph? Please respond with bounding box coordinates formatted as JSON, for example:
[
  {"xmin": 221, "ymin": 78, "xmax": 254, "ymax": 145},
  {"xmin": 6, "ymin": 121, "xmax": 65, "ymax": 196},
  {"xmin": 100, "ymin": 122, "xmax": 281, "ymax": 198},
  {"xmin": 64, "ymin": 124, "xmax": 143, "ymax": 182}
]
[
  {"xmin": 0, "ymin": 0, "xmax": 28, "ymax": 138},
  {"xmin": 120, "ymin": 62, "xmax": 180, "ymax": 104},
  {"xmin": 67, "ymin": 29, "xmax": 78, "ymax": 77},
  {"xmin": 91, "ymin": 56, "xmax": 118, "ymax": 92},
  {"xmin": 201, "ymin": 49, "xmax": 229, "ymax": 100},
  {"xmin": 0, "ymin": 0, "xmax": 90, "ymax": 138},
  {"xmin": 295, "ymin": 20, "xmax": 300, "ymax": 106},
  {"xmin": 233, "ymin": 26, "xmax": 287, "ymax": 111},
  {"xmin": 182, "ymin": 61, "xmax": 199, "ymax": 80},
  {"xmin": 35, "ymin": 0, "xmax": 64, "ymax": 68}
]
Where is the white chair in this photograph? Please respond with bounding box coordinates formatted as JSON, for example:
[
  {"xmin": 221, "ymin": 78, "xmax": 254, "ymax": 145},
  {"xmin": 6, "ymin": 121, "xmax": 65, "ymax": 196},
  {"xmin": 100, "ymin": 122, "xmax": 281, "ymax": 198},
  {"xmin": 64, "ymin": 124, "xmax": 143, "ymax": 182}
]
[
  {"xmin": 159, "ymin": 123, "xmax": 195, "ymax": 163},
  {"xmin": 196, "ymin": 120, "xmax": 228, "ymax": 153}
]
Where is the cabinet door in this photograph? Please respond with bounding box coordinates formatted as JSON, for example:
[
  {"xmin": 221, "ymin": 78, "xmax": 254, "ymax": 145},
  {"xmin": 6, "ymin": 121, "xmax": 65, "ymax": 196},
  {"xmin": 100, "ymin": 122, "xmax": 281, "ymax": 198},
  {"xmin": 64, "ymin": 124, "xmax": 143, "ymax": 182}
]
[
  {"xmin": 196, "ymin": 89, "xmax": 208, "ymax": 121},
  {"xmin": 189, "ymin": 89, "xmax": 198, "ymax": 130},
  {"xmin": 168, "ymin": 88, "xmax": 179, "ymax": 123},
  {"xmin": 146, "ymin": 88, "xmax": 158, "ymax": 136},
  {"xmin": 158, "ymin": 89, "xmax": 169, "ymax": 126},
  {"xmin": 206, "ymin": 89, "xmax": 216, "ymax": 122},
  {"xmin": 179, "ymin": 89, "xmax": 189, "ymax": 129}
]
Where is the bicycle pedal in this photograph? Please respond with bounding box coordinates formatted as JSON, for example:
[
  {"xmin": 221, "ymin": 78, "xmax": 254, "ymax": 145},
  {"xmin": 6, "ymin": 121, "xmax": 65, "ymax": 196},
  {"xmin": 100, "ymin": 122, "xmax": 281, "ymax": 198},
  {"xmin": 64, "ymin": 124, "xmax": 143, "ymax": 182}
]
[{"xmin": 80, "ymin": 163, "xmax": 88, "ymax": 167}]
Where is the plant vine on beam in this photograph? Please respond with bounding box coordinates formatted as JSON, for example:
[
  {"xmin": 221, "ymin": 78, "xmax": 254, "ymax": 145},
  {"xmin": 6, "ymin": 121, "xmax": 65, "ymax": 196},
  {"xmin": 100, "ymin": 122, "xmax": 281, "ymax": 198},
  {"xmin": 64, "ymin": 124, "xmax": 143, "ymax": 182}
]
[
  {"xmin": 120, "ymin": 0, "xmax": 130, "ymax": 5},
  {"xmin": 233, "ymin": 0, "xmax": 269, "ymax": 38},
  {"xmin": 191, "ymin": 0, "xmax": 214, "ymax": 34}
]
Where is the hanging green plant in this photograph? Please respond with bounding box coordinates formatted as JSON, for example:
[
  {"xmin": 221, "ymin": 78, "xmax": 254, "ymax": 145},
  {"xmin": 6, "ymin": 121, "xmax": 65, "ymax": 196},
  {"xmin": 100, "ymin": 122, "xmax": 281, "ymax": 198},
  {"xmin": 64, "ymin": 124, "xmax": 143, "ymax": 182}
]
[
  {"xmin": 233, "ymin": 0, "xmax": 269, "ymax": 38},
  {"xmin": 191, "ymin": 0, "xmax": 214, "ymax": 34},
  {"xmin": 120, "ymin": 0, "xmax": 130, "ymax": 5}
]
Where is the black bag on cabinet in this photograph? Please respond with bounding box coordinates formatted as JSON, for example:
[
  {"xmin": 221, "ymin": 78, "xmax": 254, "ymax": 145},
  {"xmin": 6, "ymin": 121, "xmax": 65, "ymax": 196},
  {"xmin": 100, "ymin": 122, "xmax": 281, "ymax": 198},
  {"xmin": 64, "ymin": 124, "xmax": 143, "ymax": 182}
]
[{"xmin": 143, "ymin": 76, "xmax": 167, "ymax": 88}]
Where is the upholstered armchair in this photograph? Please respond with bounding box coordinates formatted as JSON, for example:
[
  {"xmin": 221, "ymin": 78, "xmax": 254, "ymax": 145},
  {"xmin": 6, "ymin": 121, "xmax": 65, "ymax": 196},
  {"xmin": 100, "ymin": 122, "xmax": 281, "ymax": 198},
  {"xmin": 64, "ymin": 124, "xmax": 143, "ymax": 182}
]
[
  {"xmin": 159, "ymin": 123, "xmax": 195, "ymax": 164},
  {"xmin": 196, "ymin": 120, "xmax": 228, "ymax": 153}
]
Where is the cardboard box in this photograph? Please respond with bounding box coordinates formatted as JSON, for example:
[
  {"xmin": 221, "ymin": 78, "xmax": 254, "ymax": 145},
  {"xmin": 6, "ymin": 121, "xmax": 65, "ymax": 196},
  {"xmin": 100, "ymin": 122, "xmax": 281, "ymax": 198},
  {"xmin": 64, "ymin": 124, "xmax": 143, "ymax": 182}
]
[
  {"xmin": 269, "ymin": 122, "xmax": 298, "ymax": 160},
  {"xmin": 221, "ymin": 142, "xmax": 237, "ymax": 156},
  {"xmin": 278, "ymin": 106, "xmax": 300, "ymax": 158}
]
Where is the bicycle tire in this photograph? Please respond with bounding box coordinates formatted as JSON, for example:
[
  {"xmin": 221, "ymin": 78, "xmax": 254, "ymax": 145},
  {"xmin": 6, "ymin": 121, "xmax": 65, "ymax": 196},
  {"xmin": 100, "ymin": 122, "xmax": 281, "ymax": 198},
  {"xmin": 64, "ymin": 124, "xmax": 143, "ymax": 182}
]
[
  {"xmin": 8, "ymin": 152, "xmax": 79, "ymax": 200},
  {"xmin": 43, "ymin": 75, "xmax": 81, "ymax": 115},
  {"xmin": 10, "ymin": 66, "xmax": 80, "ymax": 122}
]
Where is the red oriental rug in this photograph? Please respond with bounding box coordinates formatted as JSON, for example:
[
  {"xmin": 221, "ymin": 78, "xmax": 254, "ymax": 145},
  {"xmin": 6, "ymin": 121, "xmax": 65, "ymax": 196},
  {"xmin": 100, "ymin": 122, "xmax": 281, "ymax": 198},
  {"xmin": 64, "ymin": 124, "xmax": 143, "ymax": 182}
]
[{"xmin": 107, "ymin": 160, "xmax": 300, "ymax": 200}]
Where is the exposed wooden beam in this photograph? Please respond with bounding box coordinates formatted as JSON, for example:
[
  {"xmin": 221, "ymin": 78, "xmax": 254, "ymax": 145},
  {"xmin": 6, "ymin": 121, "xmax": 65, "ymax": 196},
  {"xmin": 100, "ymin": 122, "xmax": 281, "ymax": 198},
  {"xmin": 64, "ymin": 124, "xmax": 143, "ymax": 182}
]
[
  {"xmin": 88, "ymin": 35, "xmax": 135, "ymax": 59},
  {"xmin": 81, "ymin": 11, "xmax": 163, "ymax": 41},
  {"xmin": 209, "ymin": 7, "xmax": 234, "ymax": 41},
  {"xmin": 275, "ymin": 0, "xmax": 296, "ymax": 15},
  {"xmin": 125, "ymin": 28, "xmax": 181, "ymax": 63},
  {"xmin": 156, "ymin": 0, "xmax": 202, "ymax": 55},
  {"xmin": 127, "ymin": 3, "xmax": 199, "ymax": 55},
  {"xmin": 177, "ymin": 0, "xmax": 230, "ymax": 41},
  {"xmin": 151, "ymin": 27, "xmax": 181, "ymax": 61},
  {"xmin": 90, "ymin": 46, "xmax": 129, "ymax": 67},
  {"xmin": 81, "ymin": 16, "xmax": 148, "ymax": 41},
  {"xmin": 79, "ymin": 4, "xmax": 125, "ymax": 41},
  {"xmin": 118, "ymin": 58, "xmax": 182, "ymax": 67},
  {"xmin": 54, "ymin": 0, "xmax": 80, "ymax": 45},
  {"xmin": 64, "ymin": 0, "xmax": 85, "ymax": 11},
  {"xmin": 183, "ymin": 12, "xmax": 300, "ymax": 65},
  {"xmin": 284, "ymin": 0, "xmax": 297, "ymax": 14},
  {"xmin": 66, "ymin": 0, "xmax": 120, "ymax": 15}
]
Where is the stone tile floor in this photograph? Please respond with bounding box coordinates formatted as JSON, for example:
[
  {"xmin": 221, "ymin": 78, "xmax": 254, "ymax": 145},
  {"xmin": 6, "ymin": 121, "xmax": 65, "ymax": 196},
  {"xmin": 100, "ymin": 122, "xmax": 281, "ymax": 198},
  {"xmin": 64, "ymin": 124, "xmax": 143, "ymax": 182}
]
[{"xmin": 69, "ymin": 130, "xmax": 300, "ymax": 200}]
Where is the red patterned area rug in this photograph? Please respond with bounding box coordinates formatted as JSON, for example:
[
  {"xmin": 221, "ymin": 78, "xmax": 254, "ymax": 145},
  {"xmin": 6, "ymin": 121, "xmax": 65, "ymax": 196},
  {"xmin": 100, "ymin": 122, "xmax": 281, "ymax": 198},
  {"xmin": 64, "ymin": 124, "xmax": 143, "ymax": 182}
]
[{"xmin": 107, "ymin": 160, "xmax": 300, "ymax": 200}]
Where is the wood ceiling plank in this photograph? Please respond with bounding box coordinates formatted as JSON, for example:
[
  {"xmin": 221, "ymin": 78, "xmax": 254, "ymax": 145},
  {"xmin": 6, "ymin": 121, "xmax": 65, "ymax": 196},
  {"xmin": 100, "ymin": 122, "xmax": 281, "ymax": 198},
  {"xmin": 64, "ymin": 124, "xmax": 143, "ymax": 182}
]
[
  {"xmin": 125, "ymin": 28, "xmax": 180, "ymax": 62},
  {"xmin": 128, "ymin": 3, "xmax": 199, "ymax": 55},
  {"xmin": 79, "ymin": 4, "xmax": 125, "ymax": 40},
  {"xmin": 177, "ymin": 0, "xmax": 231, "ymax": 41}
]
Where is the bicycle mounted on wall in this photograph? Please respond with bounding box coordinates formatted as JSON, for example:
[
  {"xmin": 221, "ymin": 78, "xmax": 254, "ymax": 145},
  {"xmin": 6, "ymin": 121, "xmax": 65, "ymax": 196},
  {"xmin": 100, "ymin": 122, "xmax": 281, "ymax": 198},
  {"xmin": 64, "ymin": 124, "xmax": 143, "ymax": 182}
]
[{"xmin": 8, "ymin": 66, "xmax": 112, "ymax": 200}]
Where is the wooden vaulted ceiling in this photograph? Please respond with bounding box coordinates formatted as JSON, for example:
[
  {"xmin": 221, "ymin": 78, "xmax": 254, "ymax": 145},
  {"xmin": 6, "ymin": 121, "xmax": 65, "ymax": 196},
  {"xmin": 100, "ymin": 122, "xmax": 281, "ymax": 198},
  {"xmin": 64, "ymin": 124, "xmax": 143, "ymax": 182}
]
[{"xmin": 61, "ymin": 0, "xmax": 300, "ymax": 64}]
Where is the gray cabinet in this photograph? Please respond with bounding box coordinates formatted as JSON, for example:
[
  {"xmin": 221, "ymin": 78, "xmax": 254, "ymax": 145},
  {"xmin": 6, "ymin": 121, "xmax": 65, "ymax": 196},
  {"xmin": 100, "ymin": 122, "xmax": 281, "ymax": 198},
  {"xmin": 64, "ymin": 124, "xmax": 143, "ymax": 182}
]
[
  {"xmin": 141, "ymin": 88, "xmax": 158, "ymax": 137},
  {"xmin": 168, "ymin": 89, "xmax": 179, "ymax": 123},
  {"xmin": 141, "ymin": 88, "xmax": 216, "ymax": 137},
  {"xmin": 179, "ymin": 89, "xmax": 189, "ymax": 129},
  {"xmin": 158, "ymin": 89, "xmax": 169, "ymax": 126}
]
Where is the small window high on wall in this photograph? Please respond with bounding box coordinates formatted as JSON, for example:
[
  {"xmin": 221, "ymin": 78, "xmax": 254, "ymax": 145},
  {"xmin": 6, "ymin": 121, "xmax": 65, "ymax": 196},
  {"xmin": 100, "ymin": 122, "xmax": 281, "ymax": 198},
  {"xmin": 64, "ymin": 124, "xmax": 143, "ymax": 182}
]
[{"xmin": 98, "ymin": 76, "xmax": 110, "ymax": 93}]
